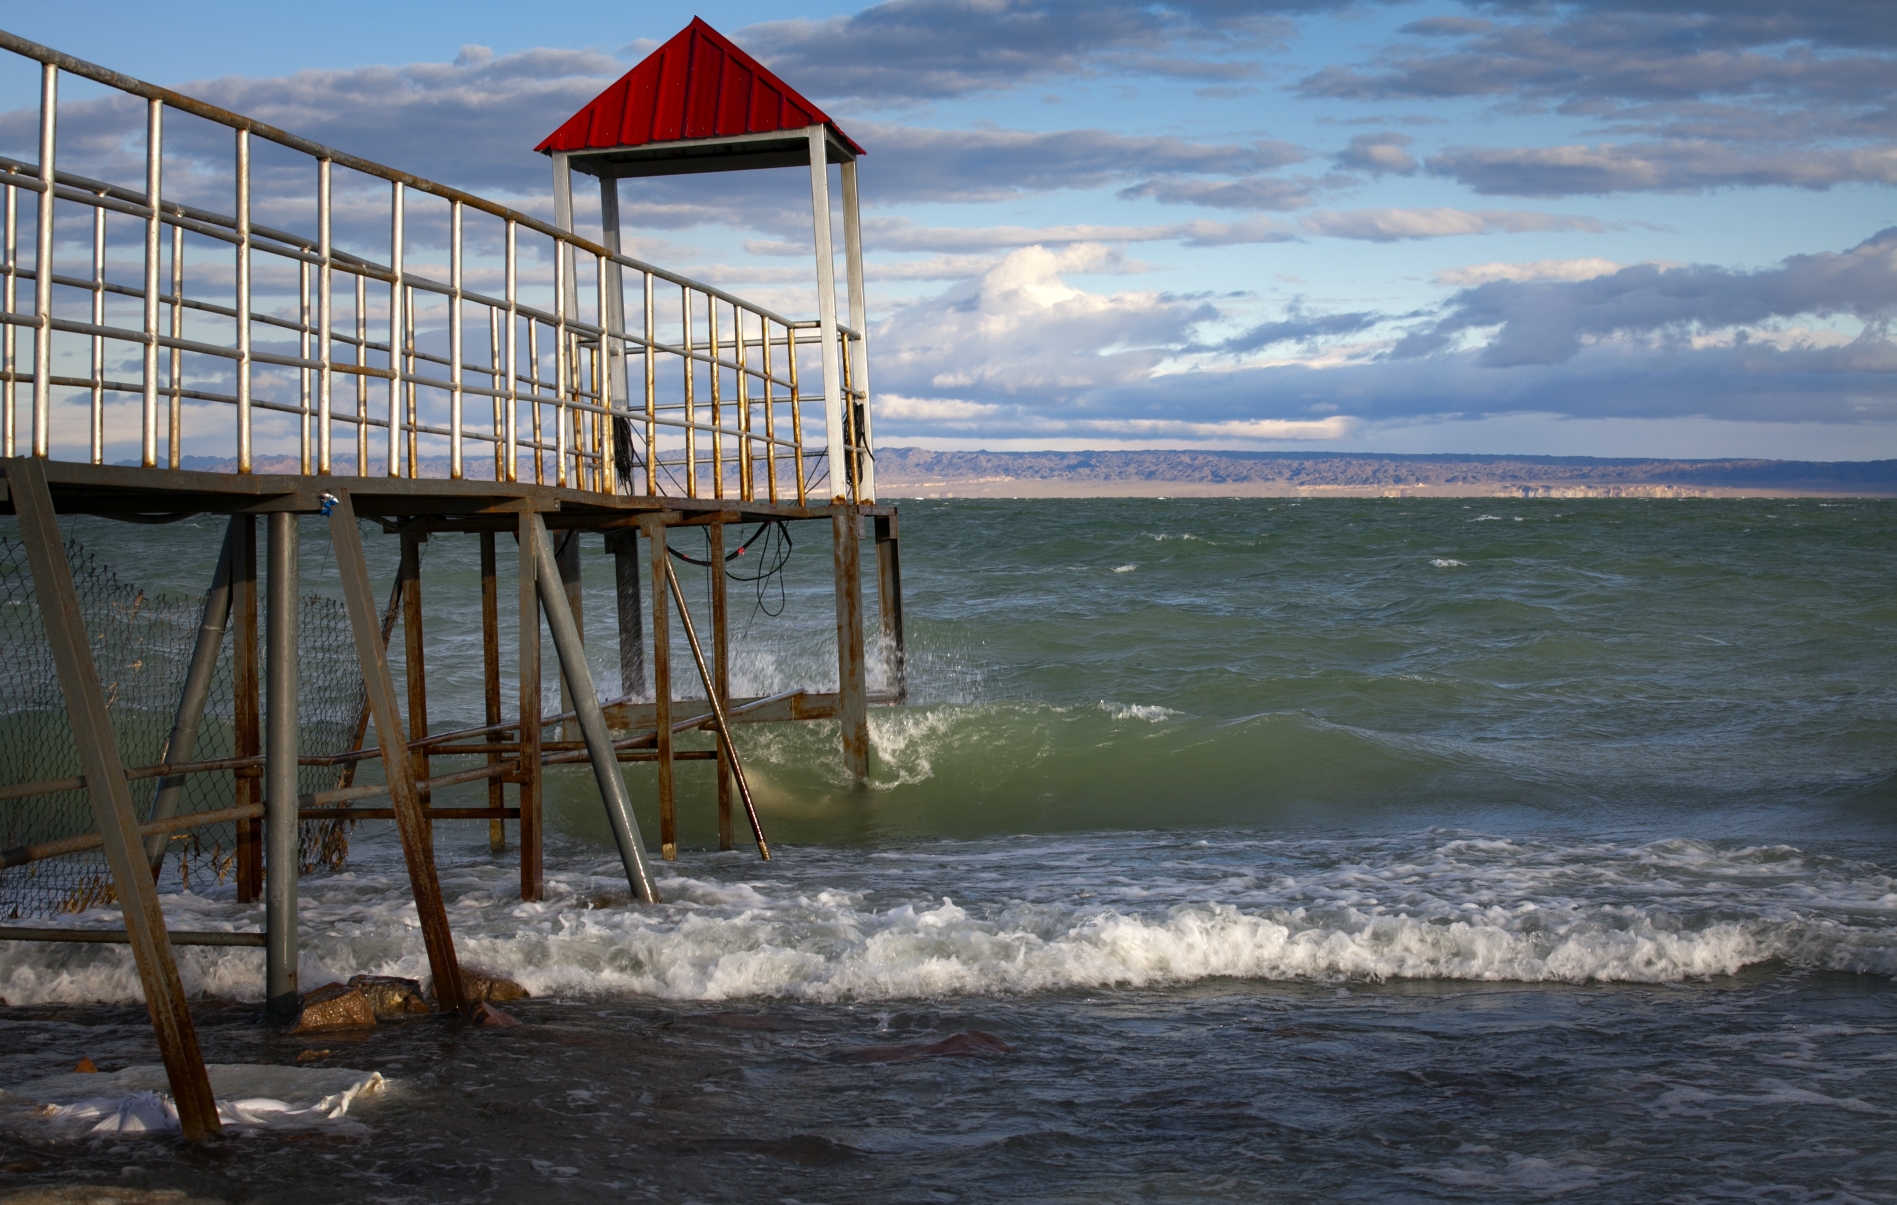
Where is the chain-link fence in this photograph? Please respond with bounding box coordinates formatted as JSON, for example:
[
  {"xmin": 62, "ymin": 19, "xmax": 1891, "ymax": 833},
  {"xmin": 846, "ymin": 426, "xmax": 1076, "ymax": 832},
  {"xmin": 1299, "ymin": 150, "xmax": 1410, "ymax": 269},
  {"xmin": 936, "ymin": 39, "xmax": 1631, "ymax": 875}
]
[{"xmin": 0, "ymin": 532, "xmax": 367, "ymax": 919}]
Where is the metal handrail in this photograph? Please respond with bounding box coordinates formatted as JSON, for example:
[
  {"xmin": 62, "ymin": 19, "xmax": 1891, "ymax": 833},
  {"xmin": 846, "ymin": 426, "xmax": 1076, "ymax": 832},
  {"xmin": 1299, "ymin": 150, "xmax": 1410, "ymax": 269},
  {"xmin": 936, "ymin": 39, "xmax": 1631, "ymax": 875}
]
[{"xmin": 0, "ymin": 28, "xmax": 876, "ymax": 504}]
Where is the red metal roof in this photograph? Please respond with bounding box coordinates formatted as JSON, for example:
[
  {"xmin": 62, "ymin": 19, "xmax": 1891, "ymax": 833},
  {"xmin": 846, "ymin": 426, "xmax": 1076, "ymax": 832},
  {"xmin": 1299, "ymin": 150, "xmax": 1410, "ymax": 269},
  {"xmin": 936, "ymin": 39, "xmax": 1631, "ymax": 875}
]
[{"xmin": 535, "ymin": 17, "xmax": 864, "ymax": 157}]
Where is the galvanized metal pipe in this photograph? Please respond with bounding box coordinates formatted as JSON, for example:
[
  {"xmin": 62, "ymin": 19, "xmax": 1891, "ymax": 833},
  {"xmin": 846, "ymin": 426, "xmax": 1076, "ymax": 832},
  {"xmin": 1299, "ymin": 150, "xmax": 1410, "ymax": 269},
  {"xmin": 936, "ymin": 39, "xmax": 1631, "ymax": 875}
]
[
  {"xmin": 449, "ymin": 197, "xmax": 463, "ymax": 480},
  {"xmin": 807, "ymin": 126, "xmax": 846, "ymax": 504},
  {"xmin": 141, "ymin": 98, "xmax": 161, "ymax": 468},
  {"xmin": 32, "ymin": 64, "xmax": 53, "ymax": 458},
  {"xmin": 264, "ymin": 510, "xmax": 299, "ymax": 1015},
  {"xmin": 528, "ymin": 513, "xmax": 658, "ymax": 903},
  {"xmin": 235, "ymin": 128, "xmax": 251, "ymax": 472},
  {"xmin": 144, "ymin": 518, "xmax": 237, "ymax": 868},
  {"xmin": 388, "ymin": 181, "xmax": 404, "ymax": 476},
  {"xmin": 504, "ymin": 220, "xmax": 518, "ymax": 481},
  {"xmin": 840, "ymin": 158, "xmax": 874, "ymax": 503},
  {"xmin": 317, "ymin": 158, "xmax": 331, "ymax": 474}
]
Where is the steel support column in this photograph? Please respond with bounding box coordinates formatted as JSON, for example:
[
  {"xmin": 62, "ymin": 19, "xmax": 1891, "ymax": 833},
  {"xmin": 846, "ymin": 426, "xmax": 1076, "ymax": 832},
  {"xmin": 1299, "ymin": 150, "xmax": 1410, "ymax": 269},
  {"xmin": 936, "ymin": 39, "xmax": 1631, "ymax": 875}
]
[
  {"xmin": 264, "ymin": 511, "xmax": 299, "ymax": 1016},
  {"xmin": 609, "ymin": 529, "xmax": 645, "ymax": 699},
  {"xmin": 641, "ymin": 514, "xmax": 676, "ymax": 859},
  {"xmin": 528, "ymin": 513, "xmax": 658, "ymax": 903},
  {"xmin": 833, "ymin": 506, "xmax": 869, "ymax": 783},
  {"xmin": 517, "ymin": 511, "xmax": 543, "ymax": 901},
  {"xmin": 874, "ymin": 513, "xmax": 907, "ymax": 704}
]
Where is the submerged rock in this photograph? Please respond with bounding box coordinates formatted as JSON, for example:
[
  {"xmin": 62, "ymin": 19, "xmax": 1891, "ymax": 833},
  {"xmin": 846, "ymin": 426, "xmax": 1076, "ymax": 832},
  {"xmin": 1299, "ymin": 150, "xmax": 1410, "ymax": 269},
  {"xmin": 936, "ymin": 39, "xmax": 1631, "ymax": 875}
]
[
  {"xmin": 348, "ymin": 974, "xmax": 431, "ymax": 1018},
  {"xmin": 461, "ymin": 969, "xmax": 531, "ymax": 1003},
  {"xmin": 842, "ymin": 1031, "xmax": 1012, "ymax": 1064},
  {"xmin": 468, "ymin": 1001, "xmax": 520, "ymax": 1027},
  {"xmin": 289, "ymin": 983, "xmax": 376, "ymax": 1033}
]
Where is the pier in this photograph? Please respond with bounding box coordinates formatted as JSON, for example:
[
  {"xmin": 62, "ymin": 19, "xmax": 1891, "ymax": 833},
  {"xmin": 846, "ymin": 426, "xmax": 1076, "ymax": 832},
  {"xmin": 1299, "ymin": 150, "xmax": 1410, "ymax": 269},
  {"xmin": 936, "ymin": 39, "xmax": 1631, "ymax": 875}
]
[{"xmin": 0, "ymin": 20, "xmax": 900, "ymax": 1138}]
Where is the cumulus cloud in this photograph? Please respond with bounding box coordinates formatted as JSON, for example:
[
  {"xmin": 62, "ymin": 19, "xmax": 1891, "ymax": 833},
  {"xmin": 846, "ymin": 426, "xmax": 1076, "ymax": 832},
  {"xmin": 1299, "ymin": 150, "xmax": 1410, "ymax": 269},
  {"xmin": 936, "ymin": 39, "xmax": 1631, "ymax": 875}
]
[
  {"xmin": 1432, "ymin": 258, "xmax": 1627, "ymax": 287},
  {"xmin": 1335, "ymin": 132, "xmax": 1418, "ymax": 175},
  {"xmin": 1400, "ymin": 227, "xmax": 1897, "ymax": 365},
  {"xmin": 872, "ymin": 243, "xmax": 1215, "ymax": 406}
]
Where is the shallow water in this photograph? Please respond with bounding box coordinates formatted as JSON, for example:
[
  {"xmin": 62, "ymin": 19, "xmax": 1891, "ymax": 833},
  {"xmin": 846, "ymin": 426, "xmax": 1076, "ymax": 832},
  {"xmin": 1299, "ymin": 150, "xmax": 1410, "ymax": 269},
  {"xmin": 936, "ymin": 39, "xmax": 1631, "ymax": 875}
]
[{"xmin": 2, "ymin": 497, "xmax": 1895, "ymax": 1201}]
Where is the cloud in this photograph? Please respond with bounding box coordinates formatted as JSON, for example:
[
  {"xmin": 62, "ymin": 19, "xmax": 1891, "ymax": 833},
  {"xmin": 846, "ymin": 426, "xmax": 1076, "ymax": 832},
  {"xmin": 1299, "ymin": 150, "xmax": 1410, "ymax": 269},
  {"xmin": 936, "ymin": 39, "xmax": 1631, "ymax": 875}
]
[
  {"xmin": 1429, "ymin": 142, "xmax": 1897, "ymax": 198},
  {"xmin": 1209, "ymin": 303, "xmax": 1382, "ymax": 353},
  {"xmin": 1335, "ymin": 132, "xmax": 1417, "ymax": 175},
  {"xmin": 872, "ymin": 243, "xmax": 1215, "ymax": 405},
  {"xmin": 855, "ymin": 123, "xmax": 1309, "ymax": 203},
  {"xmin": 740, "ymin": 0, "xmax": 1349, "ymax": 102},
  {"xmin": 1401, "ymin": 227, "xmax": 1897, "ymax": 366},
  {"xmin": 1297, "ymin": 208, "xmax": 1606, "ymax": 241},
  {"xmin": 1432, "ymin": 258, "xmax": 1628, "ymax": 287},
  {"xmin": 864, "ymin": 225, "xmax": 1897, "ymax": 445}
]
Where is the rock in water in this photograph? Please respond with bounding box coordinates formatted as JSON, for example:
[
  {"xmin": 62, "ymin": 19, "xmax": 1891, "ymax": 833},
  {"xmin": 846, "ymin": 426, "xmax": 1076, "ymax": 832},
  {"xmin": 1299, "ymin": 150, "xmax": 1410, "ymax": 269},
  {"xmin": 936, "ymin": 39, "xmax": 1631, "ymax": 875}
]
[
  {"xmin": 288, "ymin": 983, "xmax": 376, "ymax": 1033},
  {"xmin": 469, "ymin": 1002, "xmax": 520, "ymax": 1027},
  {"xmin": 461, "ymin": 969, "xmax": 530, "ymax": 1003},
  {"xmin": 348, "ymin": 974, "xmax": 431, "ymax": 1018},
  {"xmin": 71, "ymin": 1057, "xmax": 98, "ymax": 1074},
  {"xmin": 843, "ymin": 1031, "xmax": 1013, "ymax": 1064}
]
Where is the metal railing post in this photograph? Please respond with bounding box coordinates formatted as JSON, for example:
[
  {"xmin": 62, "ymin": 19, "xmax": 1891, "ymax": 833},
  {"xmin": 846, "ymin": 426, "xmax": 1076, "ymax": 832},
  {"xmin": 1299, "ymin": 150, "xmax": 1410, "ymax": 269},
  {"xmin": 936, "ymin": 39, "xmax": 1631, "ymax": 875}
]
[
  {"xmin": 807, "ymin": 126, "xmax": 846, "ymax": 504},
  {"xmin": 33, "ymin": 63, "xmax": 55, "ymax": 458},
  {"xmin": 141, "ymin": 98, "xmax": 161, "ymax": 468},
  {"xmin": 449, "ymin": 198, "xmax": 463, "ymax": 480},
  {"xmin": 387, "ymin": 181, "xmax": 404, "ymax": 476},
  {"xmin": 317, "ymin": 158, "xmax": 332, "ymax": 474},
  {"xmin": 235, "ymin": 128, "xmax": 251, "ymax": 472}
]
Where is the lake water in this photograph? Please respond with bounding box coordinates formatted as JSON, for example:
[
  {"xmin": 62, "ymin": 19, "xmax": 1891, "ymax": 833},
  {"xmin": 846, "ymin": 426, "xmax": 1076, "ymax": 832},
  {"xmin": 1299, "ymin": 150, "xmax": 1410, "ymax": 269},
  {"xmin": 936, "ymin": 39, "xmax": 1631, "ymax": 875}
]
[{"xmin": 2, "ymin": 497, "xmax": 1894, "ymax": 1202}]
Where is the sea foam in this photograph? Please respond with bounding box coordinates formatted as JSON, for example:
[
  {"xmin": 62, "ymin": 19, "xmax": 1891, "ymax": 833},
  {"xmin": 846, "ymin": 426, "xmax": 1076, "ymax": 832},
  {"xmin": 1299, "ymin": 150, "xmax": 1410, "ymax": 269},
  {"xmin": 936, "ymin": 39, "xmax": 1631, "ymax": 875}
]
[{"xmin": 4, "ymin": 833, "xmax": 1891, "ymax": 1007}]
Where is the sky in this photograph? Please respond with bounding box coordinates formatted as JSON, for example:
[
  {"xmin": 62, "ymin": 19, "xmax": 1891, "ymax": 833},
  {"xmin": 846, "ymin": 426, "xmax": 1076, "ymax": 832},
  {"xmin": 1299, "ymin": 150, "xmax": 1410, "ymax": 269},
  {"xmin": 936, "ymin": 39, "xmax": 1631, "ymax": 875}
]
[{"xmin": 4, "ymin": 0, "xmax": 1895, "ymax": 460}]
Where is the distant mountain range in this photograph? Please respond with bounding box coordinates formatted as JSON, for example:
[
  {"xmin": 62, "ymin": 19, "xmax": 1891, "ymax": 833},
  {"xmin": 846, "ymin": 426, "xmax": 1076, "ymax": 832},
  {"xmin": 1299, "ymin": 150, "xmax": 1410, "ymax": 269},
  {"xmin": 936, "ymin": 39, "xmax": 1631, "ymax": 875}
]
[
  {"xmin": 160, "ymin": 449, "xmax": 1897, "ymax": 498},
  {"xmin": 870, "ymin": 448, "xmax": 1897, "ymax": 498}
]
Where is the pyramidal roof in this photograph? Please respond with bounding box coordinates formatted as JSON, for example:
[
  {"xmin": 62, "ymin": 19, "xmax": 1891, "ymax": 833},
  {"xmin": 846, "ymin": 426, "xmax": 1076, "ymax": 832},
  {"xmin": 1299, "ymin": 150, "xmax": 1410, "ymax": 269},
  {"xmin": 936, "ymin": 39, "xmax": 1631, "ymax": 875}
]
[{"xmin": 535, "ymin": 17, "xmax": 864, "ymax": 158}]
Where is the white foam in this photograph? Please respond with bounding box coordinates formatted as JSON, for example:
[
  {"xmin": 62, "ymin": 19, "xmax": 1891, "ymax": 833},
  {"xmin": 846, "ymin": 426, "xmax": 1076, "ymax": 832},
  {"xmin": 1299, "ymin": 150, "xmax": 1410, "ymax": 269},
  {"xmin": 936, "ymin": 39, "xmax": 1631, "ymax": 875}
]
[
  {"xmin": 1112, "ymin": 564, "xmax": 1137, "ymax": 573},
  {"xmin": 1099, "ymin": 701, "xmax": 1177, "ymax": 723},
  {"xmin": 2, "ymin": 1064, "xmax": 385, "ymax": 1137},
  {"xmin": 5, "ymin": 835, "xmax": 1891, "ymax": 1006},
  {"xmin": 1430, "ymin": 558, "xmax": 1465, "ymax": 568}
]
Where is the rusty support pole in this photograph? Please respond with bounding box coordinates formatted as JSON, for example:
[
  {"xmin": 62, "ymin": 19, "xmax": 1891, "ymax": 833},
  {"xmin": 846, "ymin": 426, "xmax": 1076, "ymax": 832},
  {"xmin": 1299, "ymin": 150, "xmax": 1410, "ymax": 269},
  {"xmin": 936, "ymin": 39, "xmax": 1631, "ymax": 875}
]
[
  {"xmin": 555, "ymin": 529, "xmax": 583, "ymax": 741},
  {"xmin": 338, "ymin": 571, "xmax": 403, "ymax": 791},
  {"xmin": 234, "ymin": 514, "xmax": 262, "ymax": 901},
  {"xmin": 328, "ymin": 491, "xmax": 465, "ymax": 1013},
  {"xmin": 145, "ymin": 519, "xmax": 236, "ymax": 871},
  {"xmin": 709, "ymin": 520, "xmax": 733, "ymax": 851},
  {"xmin": 608, "ymin": 530, "xmax": 645, "ymax": 699},
  {"xmin": 399, "ymin": 531, "xmax": 428, "ymax": 796},
  {"xmin": 6, "ymin": 457, "xmax": 220, "ymax": 1139},
  {"xmin": 264, "ymin": 511, "xmax": 299, "ymax": 1017},
  {"xmin": 833, "ymin": 505, "xmax": 869, "ymax": 783},
  {"xmin": 640, "ymin": 514, "xmax": 675, "ymax": 860},
  {"xmin": 480, "ymin": 532, "xmax": 504, "ymax": 852},
  {"xmin": 874, "ymin": 514, "xmax": 907, "ymax": 705},
  {"xmin": 529, "ymin": 514, "xmax": 657, "ymax": 903},
  {"xmin": 517, "ymin": 511, "xmax": 543, "ymax": 901},
  {"xmin": 662, "ymin": 559, "xmax": 770, "ymax": 861}
]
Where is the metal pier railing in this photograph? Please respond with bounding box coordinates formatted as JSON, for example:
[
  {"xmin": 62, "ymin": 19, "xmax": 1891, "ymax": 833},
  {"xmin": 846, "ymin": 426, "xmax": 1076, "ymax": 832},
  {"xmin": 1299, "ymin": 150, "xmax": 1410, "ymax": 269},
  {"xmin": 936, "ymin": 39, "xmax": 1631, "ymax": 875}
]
[{"xmin": 0, "ymin": 30, "xmax": 876, "ymax": 505}]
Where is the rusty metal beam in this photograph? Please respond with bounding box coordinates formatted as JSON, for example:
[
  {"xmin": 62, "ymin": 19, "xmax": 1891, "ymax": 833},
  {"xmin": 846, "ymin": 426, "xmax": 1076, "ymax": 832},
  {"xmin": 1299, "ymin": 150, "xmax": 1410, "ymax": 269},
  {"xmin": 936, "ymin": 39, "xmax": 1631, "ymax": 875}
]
[
  {"xmin": 517, "ymin": 510, "xmax": 543, "ymax": 901},
  {"xmin": 833, "ymin": 505, "xmax": 869, "ymax": 783},
  {"xmin": 5, "ymin": 456, "xmax": 220, "ymax": 1139},
  {"xmin": 327, "ymin": 489, "xmax": 466, "ymax": 1014},
  {"xmin": 480, "ymin": 531, "xmax": 504, "ymax": 852},
  {"xmin": 641, "ymin": 514, "xmax": 677, "ymax": 860},
  {"xmin": 528, "ymin": 513, "xmax": 658, "ymax": 902}
]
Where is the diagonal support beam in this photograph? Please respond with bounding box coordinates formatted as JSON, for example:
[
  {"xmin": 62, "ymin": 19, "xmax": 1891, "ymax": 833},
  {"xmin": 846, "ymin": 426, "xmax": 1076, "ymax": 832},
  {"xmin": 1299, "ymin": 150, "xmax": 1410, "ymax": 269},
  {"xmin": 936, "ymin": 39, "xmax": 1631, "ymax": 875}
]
[
  {"xmin": 6, "ymin": 456, "xmax": 219, "ymax": 1139},
  {"xmin": 326, "ymin": 490, "xmax": 466, "ymax": 1013},
  {"xmin": 527, "ymin": 512, "xmax": 659, "ymax": 903},
  {"xmin": 145, "ymin": 516, "xmax": 236, "ymax": 869}
]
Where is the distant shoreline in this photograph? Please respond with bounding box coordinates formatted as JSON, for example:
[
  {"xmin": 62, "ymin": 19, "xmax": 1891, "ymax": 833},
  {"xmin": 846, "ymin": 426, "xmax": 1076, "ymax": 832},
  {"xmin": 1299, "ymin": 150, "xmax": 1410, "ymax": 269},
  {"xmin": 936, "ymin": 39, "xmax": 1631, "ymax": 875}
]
[{"xmin": 870, "ymin": 448, "xmax": 1897, "ymax": 499}]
